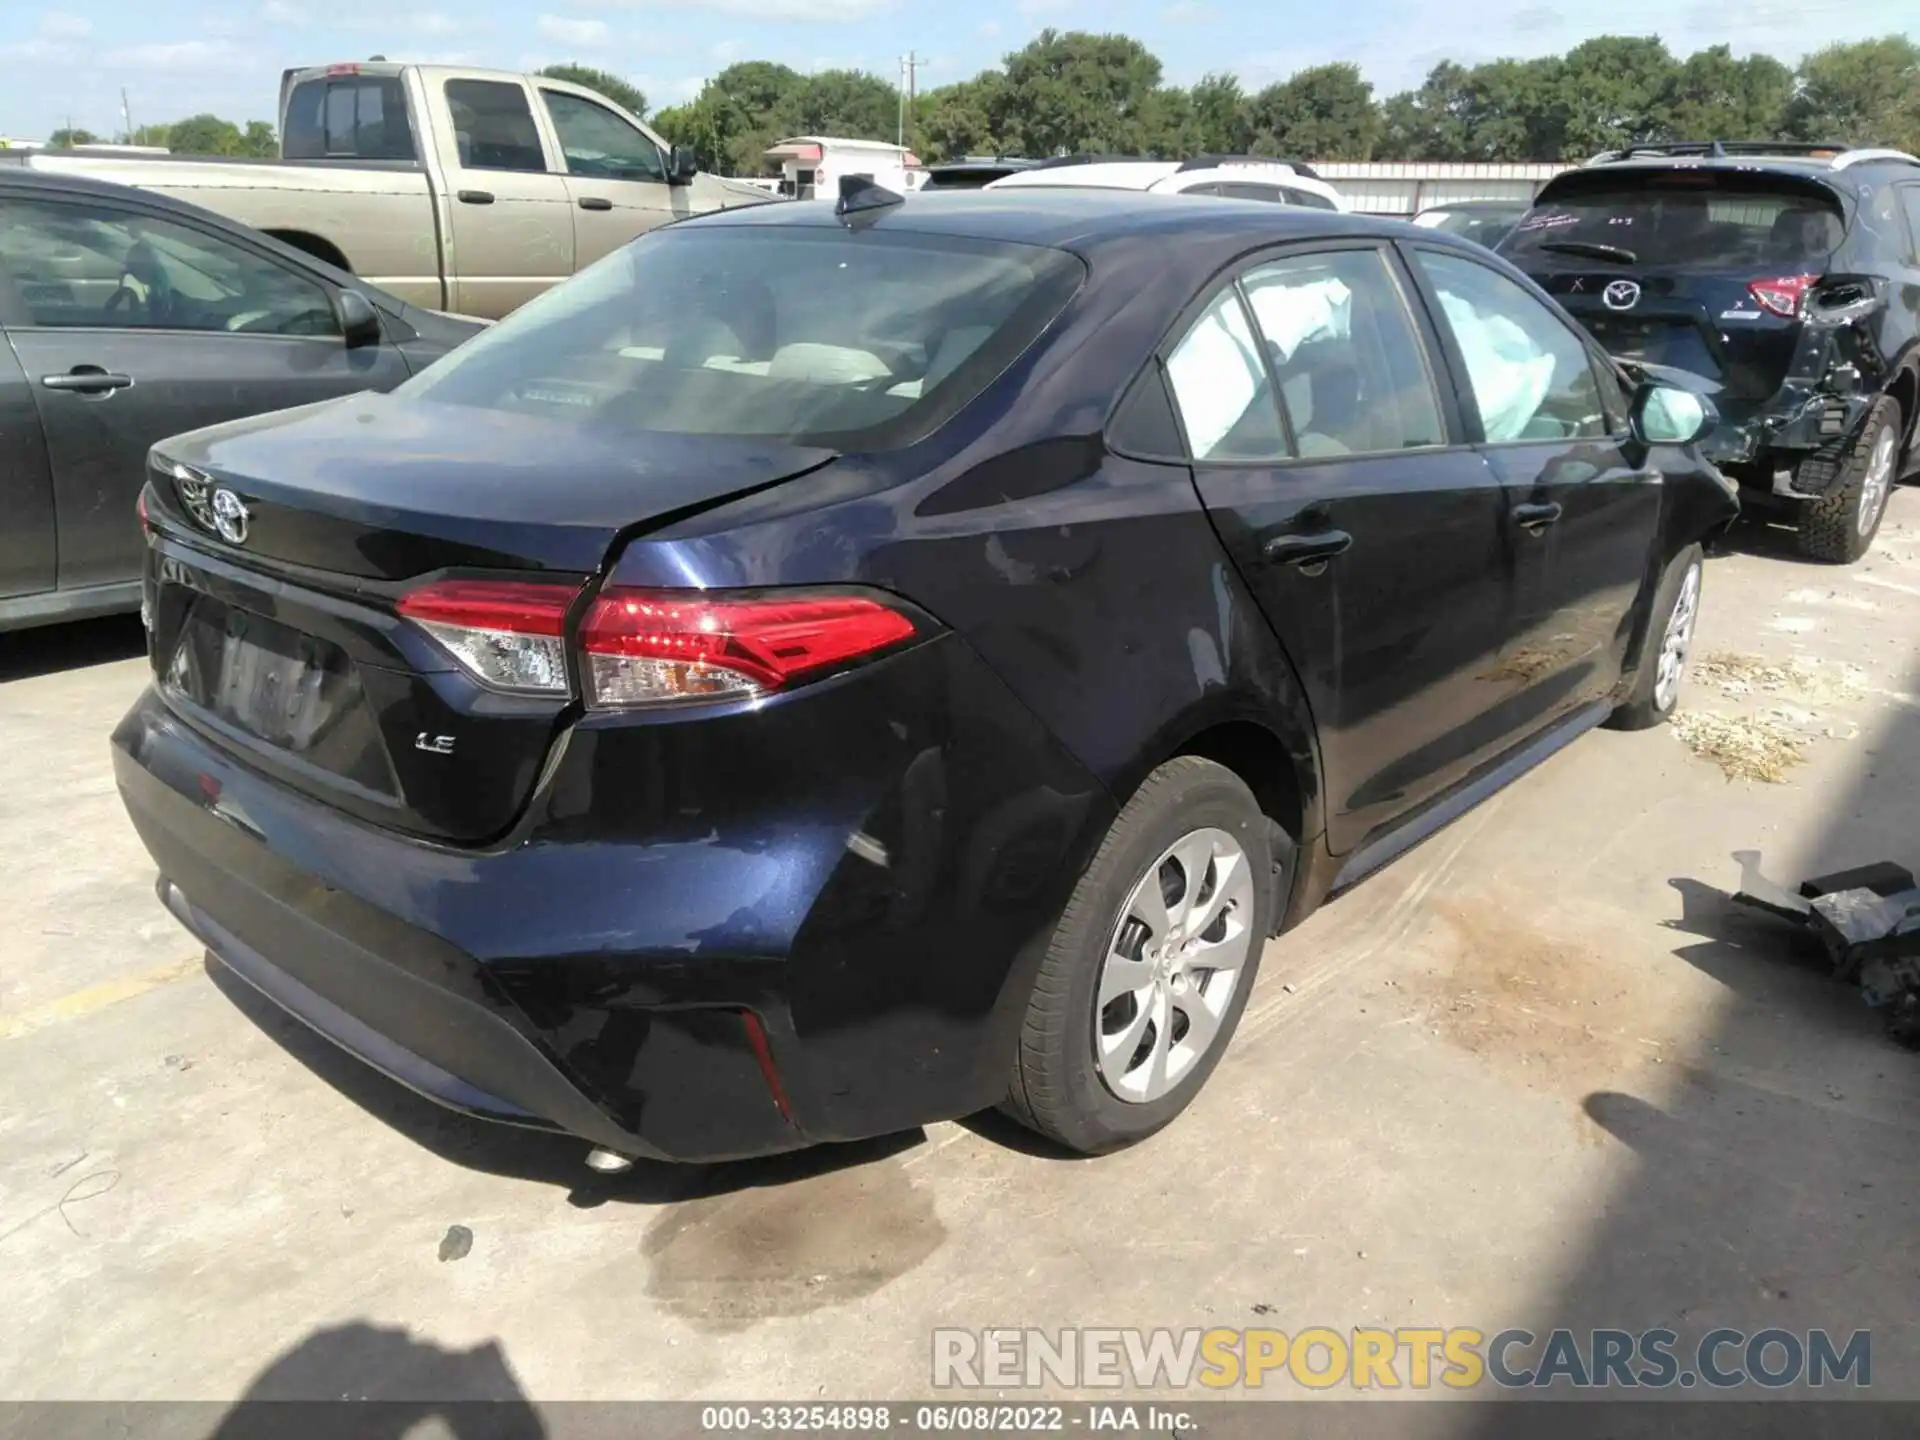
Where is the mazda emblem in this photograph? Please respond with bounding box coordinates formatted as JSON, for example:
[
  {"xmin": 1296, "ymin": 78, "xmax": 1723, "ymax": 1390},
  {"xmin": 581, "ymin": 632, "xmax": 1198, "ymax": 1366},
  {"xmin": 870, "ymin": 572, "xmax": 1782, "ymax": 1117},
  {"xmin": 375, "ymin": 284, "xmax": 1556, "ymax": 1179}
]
[
  {"xmin": 210, "ymin": 488, "xmax": 250, "ymax": 545},
  {"xmin": 1603, "ymin": 279, "xmax": 1642, "ymax": 311}
]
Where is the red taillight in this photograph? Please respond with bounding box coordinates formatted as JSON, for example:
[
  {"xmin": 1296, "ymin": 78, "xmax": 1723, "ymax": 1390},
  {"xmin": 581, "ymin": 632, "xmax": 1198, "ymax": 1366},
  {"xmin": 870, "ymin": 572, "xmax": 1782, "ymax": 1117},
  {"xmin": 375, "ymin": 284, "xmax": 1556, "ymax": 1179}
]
[
  {"xmin": 580, "ymin": 588, "xmax": 917, "ymax": 708},
  {"xmin": 397, "ymin": 580, "xmax": 918, "ymax": 707},
  {"xmin": 1748, "ymin": 273, "xmax": 1817, "ymax": 320},
  {"xmin": 396, "ymin": 578, "xmax": 577, "ymax": 694}
]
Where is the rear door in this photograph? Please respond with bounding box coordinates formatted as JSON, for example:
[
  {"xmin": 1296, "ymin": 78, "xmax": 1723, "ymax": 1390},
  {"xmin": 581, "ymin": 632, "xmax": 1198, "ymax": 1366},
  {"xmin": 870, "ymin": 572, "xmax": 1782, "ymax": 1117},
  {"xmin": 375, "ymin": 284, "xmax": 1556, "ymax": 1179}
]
[
  {"xmin": 1502, "ymin": 169, "xmax": 1848, "ymax": 430},
  {"xmin": 1407, "ymin": 244, "xmax": 1662, "ymax": 726},
  {"xmin": 0, "ymin": 189, "xmax": 409, "ymax": 592},
  {"xmin": 1169, "ymin": 241, "xmax": 1519, "ymax": 853},
  {"xmin": 435, "ymin": 78, "xmax": 574, "ymax": 316},
  {"xmin": 536, "ymin": 87, "xmax": 678, "ymax": 269},
  {"xmin": 0, "ymin": 318, "xmax": 56, "ymax": 599}
]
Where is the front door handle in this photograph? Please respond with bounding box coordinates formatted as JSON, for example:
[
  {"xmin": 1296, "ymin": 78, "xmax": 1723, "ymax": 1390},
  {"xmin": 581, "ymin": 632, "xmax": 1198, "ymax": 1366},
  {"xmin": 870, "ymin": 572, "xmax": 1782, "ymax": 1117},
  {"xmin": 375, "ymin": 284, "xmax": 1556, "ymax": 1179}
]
[
  {"xmin": 577, "ymin": 195, "xmax": 613, "ymax": 211},
  {"xmin": 457, "ymin": 189, "xmax": 495, "ymax": 205},
  {"xmin": 1511, "ymin": 501, "xmax": 1563, "ymax": 533},
  {"xmin": 1263, "ymin": 529, "xmax": 1353, "ymax": 569},
  {"xmin": 42, "ymin": 366, "xmax": 133, "ymax": 394}
]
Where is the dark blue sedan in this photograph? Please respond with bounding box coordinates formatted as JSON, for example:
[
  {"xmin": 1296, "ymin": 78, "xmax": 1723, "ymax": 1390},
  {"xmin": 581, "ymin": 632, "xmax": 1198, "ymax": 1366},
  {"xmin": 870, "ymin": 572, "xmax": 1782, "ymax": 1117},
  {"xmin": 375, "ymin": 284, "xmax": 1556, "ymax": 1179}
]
[{"xmin": 114, "ymin": 186, "xmax": 1735, "ymax": 1162}]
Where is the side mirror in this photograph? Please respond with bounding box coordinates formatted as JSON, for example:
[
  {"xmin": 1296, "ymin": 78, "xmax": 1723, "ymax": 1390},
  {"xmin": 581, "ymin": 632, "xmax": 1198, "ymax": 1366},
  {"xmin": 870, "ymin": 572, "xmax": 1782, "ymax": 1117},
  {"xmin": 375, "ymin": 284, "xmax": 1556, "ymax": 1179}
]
[
  {"xmin": 1632, "ymin": 383, "xmax": 1716, "ymax": 446},
  {"xmin": 333, "ymin": 289, "xmax": 383, "ymax": 350},
  {"xmin": 668, "ymin": 145, "xmax": 699, "ymax": 186}
]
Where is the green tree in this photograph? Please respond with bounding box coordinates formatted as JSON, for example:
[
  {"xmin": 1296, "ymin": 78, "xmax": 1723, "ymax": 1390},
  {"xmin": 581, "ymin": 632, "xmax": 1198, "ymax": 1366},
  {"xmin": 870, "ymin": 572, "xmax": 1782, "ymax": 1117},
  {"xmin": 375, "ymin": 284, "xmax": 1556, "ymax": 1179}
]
[
  {"xmin": 771, "ymin": 69, "xmax": 900, "ymax": 143},
  {"xmin": 917, "ymin": 75, "xmax": 1007, "ymax": 161},
  {"xmin": 1788, "ymin": 36, "xmax": 1920, "ymax": 151},
  {"xmin": 163, "ymin": 114, "xmax": 246, "ymax": 156},
  {"xmin": 1654, "ymin": 46, "xmax": 1793, "ymax": 142},
  {"xmin": 1183, "ymin": 73, "xmax": 1253, "ymax": 155},
  {"xmin": 240, "ymin": 120, "xmax": 277, "ymax": 157},
  {"xmin": 995, "ymin": 30, "xmax": 1165, "ymax": 155},
  {"xmin": 48, "ymin": 127, "xmax": 98, "ymax": 147},
  {"xmin": 1553, "ymin": 35, "xmax": 1677, "ymax": 156},
  {"xmin": 1248, "ymin": 63, "xmax": 1379, "ymax": 160},
  {"xmin": 538, "ymin": 64, "xmax": 648, "ymax": 119}
]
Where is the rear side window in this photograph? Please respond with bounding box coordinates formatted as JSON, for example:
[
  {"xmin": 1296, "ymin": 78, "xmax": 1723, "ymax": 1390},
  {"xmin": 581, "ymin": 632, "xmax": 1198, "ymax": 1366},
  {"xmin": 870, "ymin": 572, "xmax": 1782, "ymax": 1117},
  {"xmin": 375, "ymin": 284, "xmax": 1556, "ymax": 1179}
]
[
  {"xmin": 1240, "ymin": 249, "xmax": 1445, "ymax": 455},
  {"xmin": 1283, "ymin": 187, "xmax": 1337, "ymax": 211},
  {"xmin": 1414, "ymin": 249, "xmax": 1607, "ymax": 442},
  {"xmin": 1503, "ymin": 172, "xmax": 1845, "ymax": 271},
  {"xmin": 1164, "ymin": 288, "xmax": 1288, "ymax": 461},
  {"xmin": 402, "ymin": 227, "xmax": 1085, "ymax": 450},
  {"xmin": 283, "ymin": 76, "xmax": 417, "ymax": 161},
  {"xmin": 445, "ymin": 80, "xmax": 547, "ymax": 173},
  {"xmin": 1898, "ymin": 186, "xmax": 1920, "ymax": 264}
]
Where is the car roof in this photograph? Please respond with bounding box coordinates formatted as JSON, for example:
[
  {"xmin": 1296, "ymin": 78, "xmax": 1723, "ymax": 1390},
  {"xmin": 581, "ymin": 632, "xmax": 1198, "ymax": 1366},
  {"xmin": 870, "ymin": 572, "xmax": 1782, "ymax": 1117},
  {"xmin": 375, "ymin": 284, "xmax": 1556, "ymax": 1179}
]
[
  {"xmin": 673, "ymin": 187, "xmax": 1420, "ymax": 254},
  {"xmin": 987, "ymin": 161, "xmax": 1180, "ymax": 192}
]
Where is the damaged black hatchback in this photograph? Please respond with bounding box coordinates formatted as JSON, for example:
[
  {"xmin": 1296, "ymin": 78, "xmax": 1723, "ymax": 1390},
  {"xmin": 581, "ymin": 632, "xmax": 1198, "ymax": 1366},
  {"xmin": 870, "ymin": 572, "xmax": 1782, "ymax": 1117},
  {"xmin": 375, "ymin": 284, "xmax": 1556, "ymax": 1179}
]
[{"xmin": 1503, "ymin": 142, "xmax": 1920, "ymax": 562}]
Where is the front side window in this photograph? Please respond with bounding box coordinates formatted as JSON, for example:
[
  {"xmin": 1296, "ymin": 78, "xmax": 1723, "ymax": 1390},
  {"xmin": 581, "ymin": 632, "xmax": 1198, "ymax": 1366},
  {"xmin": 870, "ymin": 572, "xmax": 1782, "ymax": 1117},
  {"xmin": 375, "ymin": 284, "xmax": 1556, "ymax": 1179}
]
[
  {"xmin": 1164, "ymin": 288, "xmax": 1287, "ymax": 461},
  {"xmin": 401, "ymin": 227, "xmax": 1084, "ymax": 449},
  {"xmin": 1239, "ymin": 249, "xmax": 1445, "ymax": 456},
  {"xmin": 1413, "ymin": 248, "xmax": 1608, "ymax": 443},
  {"xmin": 0, "ymin": 198, "xmax": 339, "ymax": 335},
  {"xmin": 444, "ymin": 80, "xmax": 547, "ymax": 173},
  {"xmin": 540, "ymin": 90, "xmax": 667, "ymax": 183}
]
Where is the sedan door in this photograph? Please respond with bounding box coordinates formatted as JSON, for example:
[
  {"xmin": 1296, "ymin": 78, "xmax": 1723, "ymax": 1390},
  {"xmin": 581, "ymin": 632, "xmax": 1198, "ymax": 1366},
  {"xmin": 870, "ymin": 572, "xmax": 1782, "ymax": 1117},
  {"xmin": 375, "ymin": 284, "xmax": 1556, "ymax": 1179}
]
[
  {"xmin": 0, "ymin": 314, "xmax": 56, "ymax": 599},
  {"xmin": 1405, "ymin": 245, "xmax": 1662, "ymax": 730},
  {"xmin": 1168, "ymin": 242, "xmax": 1519, "ymax": 855},
  {"xmin": 536, "ymin": 87, "xmax": 678, "ymax": 269},
  {"xmin": 436, "ymin": 78, "xmax": 576, "ymax": 317},
  {"xmin": 0, "ymin": 191, "xmax": 410, "ymax": 593}
]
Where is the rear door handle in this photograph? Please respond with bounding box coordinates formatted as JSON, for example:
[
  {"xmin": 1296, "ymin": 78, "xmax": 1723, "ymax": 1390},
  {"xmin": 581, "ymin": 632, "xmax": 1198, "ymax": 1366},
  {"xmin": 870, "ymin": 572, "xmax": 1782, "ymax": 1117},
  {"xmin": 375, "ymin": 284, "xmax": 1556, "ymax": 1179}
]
[
  {"xmin": 1511, "ymin": 501, "xmax": 1563, "ymax": 533},
  {"xmin": 1263, "ymin": 529, "xmax": 1353, "ymax": 569},
  {"xmin": 577, "ymin": 196, "xmax": 613, "ymax": 211},
  {"xmin": 457, "ymin": 189, "xmax": 495, "ymax": 205},
  {"xmin": 42, "ymin": 367, "xmax": 133, "ymax": 394}
]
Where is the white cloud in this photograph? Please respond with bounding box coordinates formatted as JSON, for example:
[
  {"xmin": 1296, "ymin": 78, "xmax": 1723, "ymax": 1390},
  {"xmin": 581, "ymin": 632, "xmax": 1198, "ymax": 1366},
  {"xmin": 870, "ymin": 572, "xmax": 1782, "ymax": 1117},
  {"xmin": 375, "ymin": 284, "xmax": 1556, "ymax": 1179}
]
[
  {"xmin": 1161, "ymin": 1, "xmax": 1213, "ymax": 20},
  {"xmin": 579, "ymin": 0, "xmax": 890, "ymax": 16},
  {"xmin": 709, "ymin": 39, "xmax": 740, "ymax": 63},
  {"xmin": 977, "ymin": 18, "xmax": 1000, "ymax": 37},
  {"xmin": 537, "ymin": 13, "xmax": 612, "ymax": 46},
  {"xmin": 39, "ymin": 11, "xmax": 92, "ymax": 38},
  {"xmin": 1016, "ymin": 0, "xmax": 1069, "ymax": 13},
  {"xmin": 409, "ymin": 11, "xmax": 461, "ymax": 36},
  {"xmin": 0, "ymin": 38, "xmax": 63, "ymax": 61},
  {"xmin": 106, "ymin": 40, "xmax": 239, "ymax": 70},
  {"xmin": 260, "ymin": 0, "xmax": 306, "ymax": 23}
]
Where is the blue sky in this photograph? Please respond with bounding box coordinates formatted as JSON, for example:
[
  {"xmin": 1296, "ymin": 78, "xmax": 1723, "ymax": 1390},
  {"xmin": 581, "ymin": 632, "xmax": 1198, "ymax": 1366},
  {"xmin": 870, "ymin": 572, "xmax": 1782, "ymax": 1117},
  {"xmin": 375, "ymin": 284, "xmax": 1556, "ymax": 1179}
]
[{"xmin": 2, "ymin": 0, "xmax": 1913, "ymax": 142}]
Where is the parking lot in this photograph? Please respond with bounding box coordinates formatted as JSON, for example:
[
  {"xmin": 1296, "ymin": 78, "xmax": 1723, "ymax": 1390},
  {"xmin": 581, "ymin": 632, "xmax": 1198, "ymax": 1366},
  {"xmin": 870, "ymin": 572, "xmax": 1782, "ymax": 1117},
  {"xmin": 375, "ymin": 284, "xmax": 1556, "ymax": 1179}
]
[{"xmin": 5, "ymin": 496, "xmax": 1920, "ymax": 1405}]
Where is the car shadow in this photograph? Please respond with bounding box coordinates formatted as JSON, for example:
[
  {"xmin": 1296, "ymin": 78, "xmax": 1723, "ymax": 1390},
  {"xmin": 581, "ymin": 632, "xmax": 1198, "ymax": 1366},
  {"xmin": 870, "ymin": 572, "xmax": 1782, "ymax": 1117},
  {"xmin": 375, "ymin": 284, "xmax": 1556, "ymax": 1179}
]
[
  {"xmin": 0, "ymin": 613, "xmax": 144, "ymax": 681},
  {"xmin": 207, "ymin": 957, "xmax": 927, "ymax": 1206},
  {"xmin": 1708, "ymin": 512, "xmax": 1828, "ymax": 566}
]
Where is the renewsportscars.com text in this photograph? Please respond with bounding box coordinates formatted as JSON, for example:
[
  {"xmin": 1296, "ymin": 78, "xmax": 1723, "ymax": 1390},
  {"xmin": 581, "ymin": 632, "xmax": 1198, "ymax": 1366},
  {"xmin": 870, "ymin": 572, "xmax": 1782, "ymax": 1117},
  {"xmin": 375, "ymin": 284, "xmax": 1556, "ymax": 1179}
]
[{"xmin": 932, "ymin": 1326, "xmax": 1872, "ymax": 1391}]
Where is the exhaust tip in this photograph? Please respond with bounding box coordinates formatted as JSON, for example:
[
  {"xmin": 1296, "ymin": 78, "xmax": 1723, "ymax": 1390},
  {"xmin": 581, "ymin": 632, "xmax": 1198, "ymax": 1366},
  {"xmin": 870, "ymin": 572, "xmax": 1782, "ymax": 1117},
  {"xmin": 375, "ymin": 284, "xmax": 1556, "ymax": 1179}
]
[{"xmin": 585, "ymin": 1147, "xmax": 635, "ymax": 1174}]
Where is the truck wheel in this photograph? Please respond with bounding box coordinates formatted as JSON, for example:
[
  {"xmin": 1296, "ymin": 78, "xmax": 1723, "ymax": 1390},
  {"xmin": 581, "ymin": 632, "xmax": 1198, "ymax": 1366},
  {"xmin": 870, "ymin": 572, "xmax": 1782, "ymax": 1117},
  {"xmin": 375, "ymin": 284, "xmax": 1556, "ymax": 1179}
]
[
  {"xmin": 1795, "ymin": 396, "xmax": 1900, "ymax": 564},
  {"xmin": 1001, "ymin": 757, "xmax": 1279, "ymax": 1155},
  {"xmin": 1607, "ymin": 544, "xmax": 1703, "ymax": 732}
]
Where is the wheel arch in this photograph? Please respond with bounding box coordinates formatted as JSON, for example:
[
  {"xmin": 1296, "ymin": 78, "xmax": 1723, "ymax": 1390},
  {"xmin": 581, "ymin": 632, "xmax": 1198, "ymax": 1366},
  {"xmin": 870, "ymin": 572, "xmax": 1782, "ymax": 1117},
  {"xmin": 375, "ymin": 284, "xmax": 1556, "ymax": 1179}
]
[{"xmin": 264, "ymin": 229, "xmax": 353, "ymax": 274}]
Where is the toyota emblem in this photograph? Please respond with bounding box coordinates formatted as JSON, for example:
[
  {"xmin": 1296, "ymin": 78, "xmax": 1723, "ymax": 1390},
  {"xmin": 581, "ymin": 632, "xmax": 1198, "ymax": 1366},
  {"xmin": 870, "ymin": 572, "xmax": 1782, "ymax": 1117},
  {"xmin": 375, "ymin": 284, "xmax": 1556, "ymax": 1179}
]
[
  {"xmin": 210, "ymin": 487, "xmax": 250, "ymax": 545},
  {"xmin": 1603, "ymin": 279, "xmax": 1642, "ymax": 311}
]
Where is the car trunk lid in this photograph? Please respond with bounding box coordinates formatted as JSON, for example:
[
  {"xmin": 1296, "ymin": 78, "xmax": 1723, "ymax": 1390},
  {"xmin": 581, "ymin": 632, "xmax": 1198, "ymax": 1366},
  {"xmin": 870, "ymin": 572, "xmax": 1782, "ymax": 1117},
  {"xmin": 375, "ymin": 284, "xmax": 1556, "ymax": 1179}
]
[{"xmin": 146, "ymin": 393, "xmax": 834, "ymax": 842}]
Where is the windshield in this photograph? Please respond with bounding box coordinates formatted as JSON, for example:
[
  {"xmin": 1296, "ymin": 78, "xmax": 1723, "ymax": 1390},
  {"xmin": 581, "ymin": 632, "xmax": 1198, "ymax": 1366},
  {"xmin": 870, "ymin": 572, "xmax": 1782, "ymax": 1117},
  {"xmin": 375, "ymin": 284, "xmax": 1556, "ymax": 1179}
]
[
  {"xmin": 402, "ymin": 225, "xmax": 1084, "ymax": 448},
  {"xmin": 1502, "ymin": 174, "xmax": 1845, "ymax": 271}
]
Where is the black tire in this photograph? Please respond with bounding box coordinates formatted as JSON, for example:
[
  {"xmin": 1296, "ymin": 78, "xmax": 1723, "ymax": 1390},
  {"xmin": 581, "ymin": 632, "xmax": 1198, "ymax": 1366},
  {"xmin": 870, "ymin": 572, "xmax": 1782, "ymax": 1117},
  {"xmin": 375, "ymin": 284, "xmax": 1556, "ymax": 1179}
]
[
  {"xmin": 1794, "ymin": 396, "xmax": 1901, "ymax": 564},
  {"xmin": 1001, "ymin": 756, "xmax": 1282, "ymax": 1155},
  {"xmin": 1607, "ymin": 543, "xmax": 1703, "ymax": 732}
]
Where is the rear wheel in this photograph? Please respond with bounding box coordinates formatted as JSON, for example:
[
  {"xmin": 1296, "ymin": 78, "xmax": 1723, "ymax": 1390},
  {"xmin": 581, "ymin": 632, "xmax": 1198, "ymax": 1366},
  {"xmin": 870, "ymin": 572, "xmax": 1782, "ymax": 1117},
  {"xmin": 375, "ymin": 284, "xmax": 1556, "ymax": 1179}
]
[
  {"xmin": 1607, "ymin": 543, "xmax": 1702, "ymax": 731},
  {"xmin": 1795, "ymin": 397, "xmax": 1900, "ymax": 564},
  {"xmin": 1002, "ymin": 757, "xmax": 1279, "ymax": 1154}
]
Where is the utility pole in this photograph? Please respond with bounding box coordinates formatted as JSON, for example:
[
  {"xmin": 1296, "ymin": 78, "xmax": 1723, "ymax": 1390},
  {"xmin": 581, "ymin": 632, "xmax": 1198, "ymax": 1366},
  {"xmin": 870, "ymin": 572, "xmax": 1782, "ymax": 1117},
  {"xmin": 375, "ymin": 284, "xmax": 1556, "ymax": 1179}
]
[
  {"xmin": 120, "ymin": 88, "xmax": 133, "ymax": 143},
  {"xmin": 898, "ymin": 51, "xmax": 923, "ymax": 150}
]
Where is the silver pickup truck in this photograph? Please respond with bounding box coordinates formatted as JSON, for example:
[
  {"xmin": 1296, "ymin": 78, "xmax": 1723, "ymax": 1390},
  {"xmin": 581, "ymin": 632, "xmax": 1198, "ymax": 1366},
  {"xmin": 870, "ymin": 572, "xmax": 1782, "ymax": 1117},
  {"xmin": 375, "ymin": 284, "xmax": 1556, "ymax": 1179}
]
[{"xmin": 14, "ymin": 62, "xmax": 773, "ymax": 318}]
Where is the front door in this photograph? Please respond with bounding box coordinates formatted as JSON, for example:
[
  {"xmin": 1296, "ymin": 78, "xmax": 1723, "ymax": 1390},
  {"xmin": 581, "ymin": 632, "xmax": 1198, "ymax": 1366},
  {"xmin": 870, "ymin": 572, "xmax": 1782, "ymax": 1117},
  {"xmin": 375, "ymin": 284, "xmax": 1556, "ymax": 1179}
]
[
  {"xmin": 1170, "ymin": 242, "xmax": 1519, "ymax": 854},
  {"xmin": 1406, "ymin": 245, "xmax": 1662, "ymax": 726},
  {"xmin": 438, "ymin": 78, "xmax": 575, "ymax": 317},
  {"xmin": 0, "ymin": 192, "xmax": 410, "ymax": 592},
  {"xmin": 537, "ymin": 87, "xmax": 677, "ymax": 270}
]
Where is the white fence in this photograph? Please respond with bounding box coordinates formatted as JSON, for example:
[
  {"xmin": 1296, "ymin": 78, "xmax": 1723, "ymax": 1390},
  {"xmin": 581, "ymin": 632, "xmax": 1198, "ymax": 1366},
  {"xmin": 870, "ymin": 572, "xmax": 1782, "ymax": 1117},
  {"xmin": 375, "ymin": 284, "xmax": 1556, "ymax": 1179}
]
[{"xmin": 1313, "ymin": 162, "xmax": 1570, "ymax": 216}]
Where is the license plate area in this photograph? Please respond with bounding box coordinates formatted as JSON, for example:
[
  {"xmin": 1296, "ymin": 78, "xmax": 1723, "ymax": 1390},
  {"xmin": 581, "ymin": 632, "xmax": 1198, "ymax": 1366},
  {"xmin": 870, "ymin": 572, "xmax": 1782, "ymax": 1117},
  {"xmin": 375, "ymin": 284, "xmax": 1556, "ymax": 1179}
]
[{"xmin": 162, "ymin": 596, "xmax": 400, "ymax": 797}]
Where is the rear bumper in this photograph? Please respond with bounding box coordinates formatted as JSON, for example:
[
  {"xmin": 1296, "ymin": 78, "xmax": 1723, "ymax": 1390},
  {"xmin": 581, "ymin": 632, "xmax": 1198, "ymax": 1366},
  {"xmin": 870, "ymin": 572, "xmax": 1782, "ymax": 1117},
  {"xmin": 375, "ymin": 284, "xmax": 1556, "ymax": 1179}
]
[
  {"xmin": 1703, "ymin": 382, "xmax": 1872, "ymax": 486},
  {"xmin": 113, "ymin": 637, "xmax": 1111, "ymax": 1163}
]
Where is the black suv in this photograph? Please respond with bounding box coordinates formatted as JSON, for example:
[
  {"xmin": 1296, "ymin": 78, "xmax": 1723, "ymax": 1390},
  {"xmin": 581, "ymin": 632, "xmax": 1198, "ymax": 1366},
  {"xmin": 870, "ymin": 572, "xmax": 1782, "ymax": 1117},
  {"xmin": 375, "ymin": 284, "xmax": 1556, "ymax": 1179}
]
[{"xmin": 1502, "ymin": 141, "xmax": 1920, "ymax": 562}]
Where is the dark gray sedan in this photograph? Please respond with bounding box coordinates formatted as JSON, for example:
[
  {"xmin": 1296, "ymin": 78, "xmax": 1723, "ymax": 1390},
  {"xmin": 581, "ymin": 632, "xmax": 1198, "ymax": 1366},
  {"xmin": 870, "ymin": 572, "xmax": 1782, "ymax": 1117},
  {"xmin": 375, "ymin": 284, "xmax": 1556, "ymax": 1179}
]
[{"xmin": 0, "ymin": 167, "xmax": 482, "ymax": 632}]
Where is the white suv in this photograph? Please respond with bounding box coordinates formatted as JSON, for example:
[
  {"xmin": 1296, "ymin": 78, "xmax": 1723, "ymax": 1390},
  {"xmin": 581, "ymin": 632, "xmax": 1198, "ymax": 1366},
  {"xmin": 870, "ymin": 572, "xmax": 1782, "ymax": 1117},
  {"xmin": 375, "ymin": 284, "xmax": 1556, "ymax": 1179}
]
[{"xmin": 983, "ymin": 155, "xmax": 1347, "ymax": 211}]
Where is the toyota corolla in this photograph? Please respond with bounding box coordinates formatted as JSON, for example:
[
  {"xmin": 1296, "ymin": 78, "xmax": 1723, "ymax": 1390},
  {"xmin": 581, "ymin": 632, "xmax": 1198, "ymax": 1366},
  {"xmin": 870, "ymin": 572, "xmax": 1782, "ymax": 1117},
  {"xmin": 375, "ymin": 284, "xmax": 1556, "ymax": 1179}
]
[{"xmin": 114, "ymin": 187, "xmax": 1736, "ymax": 1163}]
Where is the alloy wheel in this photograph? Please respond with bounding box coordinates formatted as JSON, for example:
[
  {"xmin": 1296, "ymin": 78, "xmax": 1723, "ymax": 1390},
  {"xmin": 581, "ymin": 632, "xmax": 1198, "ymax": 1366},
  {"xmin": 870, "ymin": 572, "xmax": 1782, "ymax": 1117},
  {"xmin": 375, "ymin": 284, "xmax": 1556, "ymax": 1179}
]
[
  {"xmin": 1858, "ymin": 425, "xmax": 1897, "ymax": 538},
  {"xmin": 1093, "ymin": 827, "xmax": 1255, "ymax": 1104},
  {"xmin": 1653, "ymin": 560, "xmax": 1701, "ymax": 712}
]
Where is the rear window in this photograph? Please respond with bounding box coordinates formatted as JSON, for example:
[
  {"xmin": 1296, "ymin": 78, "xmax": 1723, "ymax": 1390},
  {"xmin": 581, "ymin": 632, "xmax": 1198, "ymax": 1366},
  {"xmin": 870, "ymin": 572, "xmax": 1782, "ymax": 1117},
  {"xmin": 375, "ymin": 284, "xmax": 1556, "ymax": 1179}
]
[
  {"xmin": 1503, "ymin": 173, "xmax": 1845, "ymax": 271},
  {"xmin": 401, "ymin": 226, "xmax": 1086, "ymax": 449},
  {"xmin": 282, "ymin": 76, "xmax": 417, "ymax": 162}
]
